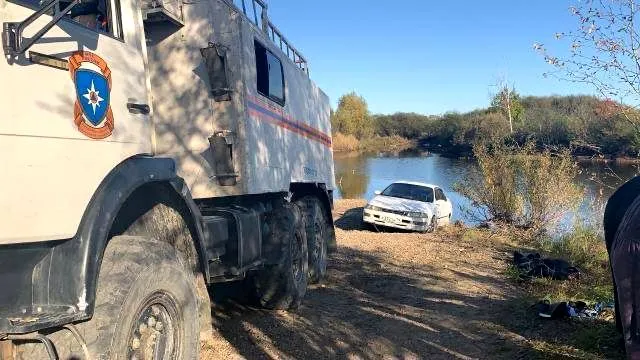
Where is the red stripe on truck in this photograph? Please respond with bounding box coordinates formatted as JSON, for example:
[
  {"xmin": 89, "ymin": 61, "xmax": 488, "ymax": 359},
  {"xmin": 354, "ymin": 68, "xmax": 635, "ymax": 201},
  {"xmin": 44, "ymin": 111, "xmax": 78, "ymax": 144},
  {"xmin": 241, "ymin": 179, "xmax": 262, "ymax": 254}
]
[{"xmin": 247, "ymin": 95, "xmax": 332, "ymax": 148}]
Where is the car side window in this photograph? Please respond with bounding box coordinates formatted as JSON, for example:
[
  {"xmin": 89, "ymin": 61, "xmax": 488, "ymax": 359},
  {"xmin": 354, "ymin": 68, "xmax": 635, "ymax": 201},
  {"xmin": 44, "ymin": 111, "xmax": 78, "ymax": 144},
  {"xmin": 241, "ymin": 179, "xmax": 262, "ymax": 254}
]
[
  {"xmin": 425, "ymin": 188, "xmax": 434, "ymax": 203},
  {"xmin": 435, "ymin": 188, "xmax": 446, "ymax": 201}
]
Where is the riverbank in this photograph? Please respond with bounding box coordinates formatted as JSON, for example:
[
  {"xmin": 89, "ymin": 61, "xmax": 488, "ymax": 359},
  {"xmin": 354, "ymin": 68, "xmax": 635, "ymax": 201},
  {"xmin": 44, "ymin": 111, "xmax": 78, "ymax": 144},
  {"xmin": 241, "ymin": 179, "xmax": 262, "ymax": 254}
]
[
  {"xmin": 202, "ymin": 200, "xmax": 620, "ymax": 359},
  {"xmin": 334, "ymin": 139, "xmax": 640, "ymax": 166},
  {"xmin": 332, "ymin": 132, "xmax": 415, "ymax": 153},
  {"xmin": 575, "ymin": 155, "xmax": 640, "ymax": 164}
]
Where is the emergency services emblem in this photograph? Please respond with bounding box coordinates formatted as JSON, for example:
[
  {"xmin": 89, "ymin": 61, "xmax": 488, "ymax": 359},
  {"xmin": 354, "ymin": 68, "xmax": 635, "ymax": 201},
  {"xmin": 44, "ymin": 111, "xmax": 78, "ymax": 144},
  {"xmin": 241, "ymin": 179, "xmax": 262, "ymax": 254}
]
[{"xmin": 68, "ymin": 51, "xmax": 114, "ymax": 139}]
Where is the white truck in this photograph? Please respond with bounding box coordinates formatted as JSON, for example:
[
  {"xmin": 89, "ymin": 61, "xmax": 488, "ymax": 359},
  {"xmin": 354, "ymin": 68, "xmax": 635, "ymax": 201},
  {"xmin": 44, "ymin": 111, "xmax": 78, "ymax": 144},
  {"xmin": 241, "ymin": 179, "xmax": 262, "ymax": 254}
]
[{"xmin": 0, "ymin": 0, "xmax": 335, "ymax": 357}]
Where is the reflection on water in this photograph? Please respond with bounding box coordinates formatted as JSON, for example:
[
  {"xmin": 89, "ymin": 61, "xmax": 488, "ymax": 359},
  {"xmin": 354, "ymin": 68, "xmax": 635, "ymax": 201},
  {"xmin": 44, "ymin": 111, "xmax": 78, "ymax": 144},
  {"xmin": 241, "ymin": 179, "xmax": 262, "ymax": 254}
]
[
  {"xmin": 334, "ymin": 155, "xmax": 370, "ymax": 199},
  {"xmin": 334, "ymin": 152, "xmax": 640, "ymax": 227}
]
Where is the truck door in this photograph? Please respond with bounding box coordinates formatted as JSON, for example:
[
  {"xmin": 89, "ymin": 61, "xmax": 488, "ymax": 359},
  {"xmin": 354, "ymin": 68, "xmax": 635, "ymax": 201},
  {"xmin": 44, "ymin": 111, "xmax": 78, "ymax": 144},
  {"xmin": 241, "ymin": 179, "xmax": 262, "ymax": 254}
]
[{"xmin": 0, "ymin": 0, "xmax": 152, "ymax": 242}]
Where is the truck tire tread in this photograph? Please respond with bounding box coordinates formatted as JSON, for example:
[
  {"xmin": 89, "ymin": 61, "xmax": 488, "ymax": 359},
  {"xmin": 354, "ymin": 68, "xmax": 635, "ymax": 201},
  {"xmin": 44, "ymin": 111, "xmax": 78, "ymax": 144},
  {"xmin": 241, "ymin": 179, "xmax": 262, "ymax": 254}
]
[
  {"xmin": 15, "ymin": 236, "xmax": 200, "ymax": 360},
  {"xmin": 254, "ymin": 203, "xmax": 309, "ymax": 310},
  {"xmin": 295, "ymin": 196, "xmax": 330, "ymax": 283}
]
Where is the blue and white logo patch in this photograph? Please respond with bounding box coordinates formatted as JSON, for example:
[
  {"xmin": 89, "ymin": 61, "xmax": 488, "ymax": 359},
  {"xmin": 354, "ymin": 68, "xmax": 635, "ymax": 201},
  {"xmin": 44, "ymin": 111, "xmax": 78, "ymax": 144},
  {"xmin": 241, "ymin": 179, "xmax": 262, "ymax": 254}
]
[
  {"xmin": 68, "ymin": 51, "xmax": 114, "ymax": 139},
  {"xmin": 75, "ymin": 69, "xmax": 110, "ymax": 127}
]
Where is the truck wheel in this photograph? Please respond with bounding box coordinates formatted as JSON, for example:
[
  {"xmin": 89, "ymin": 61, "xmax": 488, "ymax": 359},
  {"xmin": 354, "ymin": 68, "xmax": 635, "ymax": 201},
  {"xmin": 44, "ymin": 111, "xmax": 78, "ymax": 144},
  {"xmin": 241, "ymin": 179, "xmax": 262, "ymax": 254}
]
[
  {"xmin": 85, "ymin": 236, "xmax": 199, "ymax": 359},
  {"xmin": 296, "ymin": 196, "xmax": 330, "ymax": 283},
  {"xmin": 255, "ymin": 203, "xmax": 309, "ymax": 309},
  {"xmin": 112, "ymin": 198, "xmax": 212, "ymax": 344},
  {"xmin": 12, "ymin": 236, "xmax": 200, "ymax": 360}
]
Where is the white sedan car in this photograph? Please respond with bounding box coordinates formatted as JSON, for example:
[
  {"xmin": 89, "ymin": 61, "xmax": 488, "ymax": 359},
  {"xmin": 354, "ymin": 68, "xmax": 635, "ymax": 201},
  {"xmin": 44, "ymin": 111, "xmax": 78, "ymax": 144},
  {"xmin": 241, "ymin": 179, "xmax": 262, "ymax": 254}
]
[{"xmin": 363, "ymin": 181, "xmax": 453, "ymax": 232}]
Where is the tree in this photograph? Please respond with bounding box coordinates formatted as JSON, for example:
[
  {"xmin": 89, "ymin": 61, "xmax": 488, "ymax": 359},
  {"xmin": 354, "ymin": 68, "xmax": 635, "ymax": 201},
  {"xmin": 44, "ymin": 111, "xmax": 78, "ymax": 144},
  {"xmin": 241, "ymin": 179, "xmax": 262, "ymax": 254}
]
[
  {"xmin": 333, "ymin": 92, "xmax": 374, "ymax": 139},
  {"xmin": 491, "ymin": 82, "xmax": 524, "ymax": 134},
  {"xmin": 535, "ymin": 0, "xmax": 640, "ymax": 130}
]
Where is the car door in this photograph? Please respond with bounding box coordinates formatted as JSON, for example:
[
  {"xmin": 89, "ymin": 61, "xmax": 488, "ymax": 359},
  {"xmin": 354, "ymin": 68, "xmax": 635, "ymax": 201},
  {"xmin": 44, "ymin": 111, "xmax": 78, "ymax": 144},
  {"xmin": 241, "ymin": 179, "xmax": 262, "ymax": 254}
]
[
  {"xmin": 434, "ymin": 187, "xmax": 451, "ymax": 219},
  {"xmin": 0, "ymin": 0, "xmax": 152, "ymax": 241}
]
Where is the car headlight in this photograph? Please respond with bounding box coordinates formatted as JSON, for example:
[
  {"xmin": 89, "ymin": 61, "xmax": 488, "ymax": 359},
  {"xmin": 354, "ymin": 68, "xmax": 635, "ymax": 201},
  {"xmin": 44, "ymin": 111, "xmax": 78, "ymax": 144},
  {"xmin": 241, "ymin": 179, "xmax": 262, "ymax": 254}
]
[
  {"xmin": 407, "ymin": 211, "xmax": 428, "ymax": 218},
  {"xmin": 365, "ymin": 204, "xmax": 381, "ymax": 211}
]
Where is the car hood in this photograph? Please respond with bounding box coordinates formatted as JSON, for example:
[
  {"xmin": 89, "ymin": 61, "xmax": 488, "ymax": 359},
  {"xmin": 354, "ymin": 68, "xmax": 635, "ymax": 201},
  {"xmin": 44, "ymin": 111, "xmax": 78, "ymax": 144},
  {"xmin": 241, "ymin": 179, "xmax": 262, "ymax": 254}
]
[{"xmin": 368, "ymin": 195, "xmax": 434, "ymax": 214}]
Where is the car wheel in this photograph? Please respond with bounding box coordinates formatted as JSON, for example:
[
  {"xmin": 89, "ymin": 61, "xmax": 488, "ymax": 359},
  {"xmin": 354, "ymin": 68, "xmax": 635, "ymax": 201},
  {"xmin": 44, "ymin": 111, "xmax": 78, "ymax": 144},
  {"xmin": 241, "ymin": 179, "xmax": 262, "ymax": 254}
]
[{"xmin": 426, "ymin": 216, "xmax": 437, "ymax": 233}]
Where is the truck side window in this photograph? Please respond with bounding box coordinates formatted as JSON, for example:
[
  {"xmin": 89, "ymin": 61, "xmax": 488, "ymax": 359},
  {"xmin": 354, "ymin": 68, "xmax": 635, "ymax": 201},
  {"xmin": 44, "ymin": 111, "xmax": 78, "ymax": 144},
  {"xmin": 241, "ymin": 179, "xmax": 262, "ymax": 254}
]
[
  {"xmin": 255, "ymin": 40, "xmax": 285, "ymax": 105},
  {"xmin": 435, "ymin": 188, "xmax": 446, "ymax": 201},
  {"xmin": 267, "ymin": 52, "xmax": 284, "ymax": 102}
]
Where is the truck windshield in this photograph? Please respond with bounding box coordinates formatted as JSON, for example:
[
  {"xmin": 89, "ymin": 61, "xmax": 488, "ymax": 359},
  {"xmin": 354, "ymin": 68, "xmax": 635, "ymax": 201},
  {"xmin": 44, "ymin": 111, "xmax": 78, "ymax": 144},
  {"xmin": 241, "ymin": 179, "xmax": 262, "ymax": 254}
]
[
  {"xmin": 12, "ymin": 0, "xmax": 111, "ymax": 34},
  {"xmin": 381, "ymin": 183, "xmax": 434, "ymax": 203}
]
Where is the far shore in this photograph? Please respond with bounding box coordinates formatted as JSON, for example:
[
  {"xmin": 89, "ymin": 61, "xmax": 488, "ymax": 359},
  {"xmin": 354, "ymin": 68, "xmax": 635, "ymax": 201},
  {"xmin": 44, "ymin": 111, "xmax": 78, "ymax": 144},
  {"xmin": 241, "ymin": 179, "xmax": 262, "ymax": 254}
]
[{"xmin": 333, "ymin": 145, "xmax": 640, "ymax": 165}]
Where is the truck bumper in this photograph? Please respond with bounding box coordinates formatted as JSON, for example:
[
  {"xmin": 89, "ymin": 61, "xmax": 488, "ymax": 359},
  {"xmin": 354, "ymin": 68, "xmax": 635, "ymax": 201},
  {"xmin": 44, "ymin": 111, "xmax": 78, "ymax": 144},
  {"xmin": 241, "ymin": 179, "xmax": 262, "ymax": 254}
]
[
  {"xmin": 0, "ymin": 313, "xmax": 84, "ymax": 335},
  {"xmin": 0, "ymin": 240, "xmax": 87, "ymax": 334}
]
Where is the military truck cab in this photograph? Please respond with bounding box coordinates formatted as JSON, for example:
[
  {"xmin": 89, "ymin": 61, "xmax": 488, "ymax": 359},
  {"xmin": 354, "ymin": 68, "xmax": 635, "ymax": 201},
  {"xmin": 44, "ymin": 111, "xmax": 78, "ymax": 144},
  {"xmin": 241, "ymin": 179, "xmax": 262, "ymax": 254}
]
[{"xmin": 0, "ymin": 0, "xmax": 334, "ymax": 358}]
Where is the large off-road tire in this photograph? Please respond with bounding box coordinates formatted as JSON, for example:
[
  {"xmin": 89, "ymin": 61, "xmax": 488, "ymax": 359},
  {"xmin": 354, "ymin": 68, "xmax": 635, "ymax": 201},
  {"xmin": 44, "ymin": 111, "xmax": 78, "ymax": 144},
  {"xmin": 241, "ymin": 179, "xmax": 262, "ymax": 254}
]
[
  {"xmin": 114, "ymin": 198, "xmax": 212, "ymax": 344},
  {"xmin": 14, "ymin": 197, "xmax": 209, "ymax": 360},
  {"xmin": 254, "ymin": 203, "xmax": 309, "ymax": 310},
  {"xmin": 86, "ymin": 236, "xmax": 199, "ymax": 359},
  {"xmin": 296, "ymin": 196, "xmax": 330, "ymax": 283},
  {"xmin": 16, "ymin": 236, "xmax": 200, "ymax": 360}
]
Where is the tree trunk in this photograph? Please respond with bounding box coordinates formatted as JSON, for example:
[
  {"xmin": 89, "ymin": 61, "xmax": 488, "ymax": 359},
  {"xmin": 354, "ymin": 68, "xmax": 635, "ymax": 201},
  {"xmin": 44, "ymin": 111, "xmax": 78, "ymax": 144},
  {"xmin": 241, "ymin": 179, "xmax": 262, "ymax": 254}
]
[
  {"xmin": 504, "ymin": 88, "xmax": 513, "ymax": 134},
  {"xmin": 507, "ymin": 100, "xmax": 513, "ymax": 134}
]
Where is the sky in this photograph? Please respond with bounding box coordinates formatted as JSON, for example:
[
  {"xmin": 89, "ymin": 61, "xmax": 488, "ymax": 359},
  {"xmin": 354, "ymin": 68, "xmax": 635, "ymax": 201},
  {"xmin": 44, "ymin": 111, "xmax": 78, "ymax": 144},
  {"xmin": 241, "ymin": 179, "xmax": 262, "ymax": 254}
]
[{"xmin": 263, "ymin": 0, "xmax": 597, "ymax": 115}]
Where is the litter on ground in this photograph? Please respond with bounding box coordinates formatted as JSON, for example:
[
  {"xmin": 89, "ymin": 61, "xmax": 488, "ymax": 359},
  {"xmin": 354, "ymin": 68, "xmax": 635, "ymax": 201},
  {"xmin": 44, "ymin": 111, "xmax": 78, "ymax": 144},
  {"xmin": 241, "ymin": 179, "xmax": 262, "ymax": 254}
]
[{"xmin": 513, "ymin": 251, "xmax": 580, "ymax": 280}]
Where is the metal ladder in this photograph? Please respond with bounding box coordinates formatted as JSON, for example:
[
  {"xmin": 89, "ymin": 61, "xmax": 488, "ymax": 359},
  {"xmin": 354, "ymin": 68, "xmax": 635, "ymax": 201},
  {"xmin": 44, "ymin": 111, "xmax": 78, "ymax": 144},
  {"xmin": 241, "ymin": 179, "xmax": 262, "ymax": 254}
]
[{"xmin": 232, "ymin": 0, "xmax": 309, "ymax": 75}]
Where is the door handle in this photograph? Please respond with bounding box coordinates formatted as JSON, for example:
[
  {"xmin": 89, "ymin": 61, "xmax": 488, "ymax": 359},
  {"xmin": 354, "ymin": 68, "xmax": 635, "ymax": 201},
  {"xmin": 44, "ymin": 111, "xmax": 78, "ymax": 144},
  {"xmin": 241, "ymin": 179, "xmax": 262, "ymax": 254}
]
[{"xmin": 126, "ymin": 102, "xmax": 150, "ymax": 115}]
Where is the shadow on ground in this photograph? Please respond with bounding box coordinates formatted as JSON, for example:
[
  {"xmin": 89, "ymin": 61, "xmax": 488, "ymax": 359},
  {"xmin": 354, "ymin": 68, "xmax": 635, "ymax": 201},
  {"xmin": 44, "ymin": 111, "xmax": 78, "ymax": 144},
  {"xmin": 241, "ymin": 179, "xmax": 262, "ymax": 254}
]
[
  {"xmin": 333, "ymin": 206, "xmax": 364, "ymax": 231},
  {"xmin": 204, "ymin": 209, "xmax": 623, "ymax": 360}
]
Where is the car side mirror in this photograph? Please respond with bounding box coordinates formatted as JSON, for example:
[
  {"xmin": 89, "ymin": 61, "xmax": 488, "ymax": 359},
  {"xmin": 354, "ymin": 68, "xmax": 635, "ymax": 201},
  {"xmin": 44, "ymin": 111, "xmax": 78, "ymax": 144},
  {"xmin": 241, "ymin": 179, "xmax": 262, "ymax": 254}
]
[{"xmin": 374, "ymin": 190, "xmax": 381, "ymax": 195}]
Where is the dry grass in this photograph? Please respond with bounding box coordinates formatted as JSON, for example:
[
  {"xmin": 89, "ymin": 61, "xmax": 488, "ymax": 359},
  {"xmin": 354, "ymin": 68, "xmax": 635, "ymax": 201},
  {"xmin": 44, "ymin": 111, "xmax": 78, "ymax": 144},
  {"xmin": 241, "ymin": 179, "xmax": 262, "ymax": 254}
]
[
  {"xmin": 200, "ymin": 200, "xmax": 622, "ymax": 360},
  {"xmin": 359, "ymin": 135, "xmax": 415, "ymax": 153},
  {"xmin": 332, "ymin": 133, "xmax": 415, "ymax": 153},
  {"xmin": 455, "ymin": 142, "xmax": 582, "ymax": 229},
  {"xmin": 332, "ymin": 132, "xmax": 360, "ymax": 152}
]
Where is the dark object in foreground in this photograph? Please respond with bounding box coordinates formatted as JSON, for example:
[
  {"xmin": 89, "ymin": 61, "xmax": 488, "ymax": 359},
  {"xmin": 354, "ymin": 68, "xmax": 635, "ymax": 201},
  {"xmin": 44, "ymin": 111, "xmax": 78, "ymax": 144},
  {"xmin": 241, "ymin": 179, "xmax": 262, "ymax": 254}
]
[
  {"xmin": 535, "ymin": 299, "xmax": 613, "ymax": 320},
  {"xmin": 603, "ymin": 176, "xmax": 640, "ymax": 336},
  {"xmin": 609, "ymin": 190, "xmax": 640, "ymax": 359},
  {"xmin": 536, "ymin": 300, "xmax": 570, "ymax": 319},
  {"xmin": 513, "ymin": 251, "xmax": 580, "ymax": 280}
]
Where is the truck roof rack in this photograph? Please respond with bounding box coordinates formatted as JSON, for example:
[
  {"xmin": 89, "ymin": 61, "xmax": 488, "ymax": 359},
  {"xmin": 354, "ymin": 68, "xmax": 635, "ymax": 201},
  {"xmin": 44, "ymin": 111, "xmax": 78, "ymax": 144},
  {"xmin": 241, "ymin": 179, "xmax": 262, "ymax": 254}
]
[{"xmin": 231, "ymin": 0, "xmax": 309, "ymax": 76}]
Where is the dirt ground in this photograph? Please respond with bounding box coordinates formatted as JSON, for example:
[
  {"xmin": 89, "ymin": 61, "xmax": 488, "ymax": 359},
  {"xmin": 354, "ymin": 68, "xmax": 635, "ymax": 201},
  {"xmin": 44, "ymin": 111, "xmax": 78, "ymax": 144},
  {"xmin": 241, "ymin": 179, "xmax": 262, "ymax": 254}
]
[{"xmin": 201, "ymin": 200, "xmax": 620, "ymax": 360}]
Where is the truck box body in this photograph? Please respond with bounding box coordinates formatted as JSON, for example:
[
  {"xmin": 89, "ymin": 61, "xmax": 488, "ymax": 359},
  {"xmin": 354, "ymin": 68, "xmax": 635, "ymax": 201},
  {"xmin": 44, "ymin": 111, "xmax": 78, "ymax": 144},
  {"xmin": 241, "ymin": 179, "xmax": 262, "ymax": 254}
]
[{"xmin": 145, "ymin": 0, "xmax": 334, "ymax": 199}]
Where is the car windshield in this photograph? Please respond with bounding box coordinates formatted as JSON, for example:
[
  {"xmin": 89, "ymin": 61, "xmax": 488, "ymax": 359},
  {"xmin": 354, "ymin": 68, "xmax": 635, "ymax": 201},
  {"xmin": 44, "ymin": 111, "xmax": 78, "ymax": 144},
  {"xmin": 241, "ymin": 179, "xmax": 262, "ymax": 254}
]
[{"xmin": 381, "ymin": 183, "xmax": 434, "ymax": 203}]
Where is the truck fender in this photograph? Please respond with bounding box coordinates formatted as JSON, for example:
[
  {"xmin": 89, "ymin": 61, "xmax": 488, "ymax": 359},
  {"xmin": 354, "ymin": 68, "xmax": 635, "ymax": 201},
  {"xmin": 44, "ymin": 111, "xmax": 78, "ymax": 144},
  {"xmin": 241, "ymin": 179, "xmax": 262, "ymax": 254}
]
[{"xmin": 48, "ymin": 155, "xmax": 208, "ymax": 319}]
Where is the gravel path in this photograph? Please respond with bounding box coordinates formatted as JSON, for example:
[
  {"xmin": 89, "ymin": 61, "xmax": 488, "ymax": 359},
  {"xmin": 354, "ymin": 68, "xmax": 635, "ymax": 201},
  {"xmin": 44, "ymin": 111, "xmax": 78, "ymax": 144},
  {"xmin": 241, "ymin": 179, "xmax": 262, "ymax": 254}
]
[{"xmin": 200, "ymin": 200, "xmax": 536, "ymax": 359}]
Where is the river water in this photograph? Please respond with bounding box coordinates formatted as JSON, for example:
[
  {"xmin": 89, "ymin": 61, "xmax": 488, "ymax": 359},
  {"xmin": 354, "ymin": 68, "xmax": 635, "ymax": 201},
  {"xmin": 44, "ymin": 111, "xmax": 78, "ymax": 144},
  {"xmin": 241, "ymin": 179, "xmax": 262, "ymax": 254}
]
[{"xmin": 334, "ymin": 151, "xmax": 640, "ymax": 229}]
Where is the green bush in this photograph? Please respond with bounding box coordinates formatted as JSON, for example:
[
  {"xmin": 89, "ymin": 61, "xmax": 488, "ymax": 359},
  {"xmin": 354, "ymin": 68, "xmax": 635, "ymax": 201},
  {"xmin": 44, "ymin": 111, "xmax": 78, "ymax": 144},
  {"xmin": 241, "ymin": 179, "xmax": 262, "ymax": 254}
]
[
  {"xmin": 455, "ymin": 142, "xmax": 522, "ymax": 223},
  {"xmin": 518, "ymin": 144, "xmax": 583, "ymax": 229},
  {"xmin": 455, "ymin": 141, "xmax": 583, "ymax": 229},
  {"xmin": 540, "ymin": 227, "xmax": 608, "ymax": 273},
  {"xmin": 332, "ymin": 92, "xmax": 374, "ymax": 140}
]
